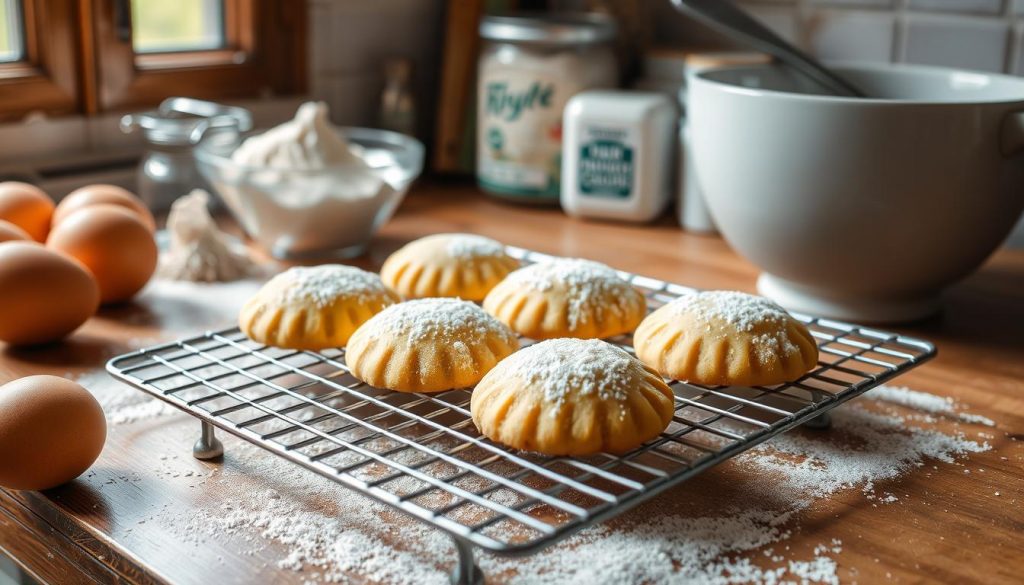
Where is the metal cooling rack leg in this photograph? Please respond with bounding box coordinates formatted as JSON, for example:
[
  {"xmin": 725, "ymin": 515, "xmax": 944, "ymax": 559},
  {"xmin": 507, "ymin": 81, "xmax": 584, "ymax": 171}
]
[
  {"xmin": 193, "ymin": 422, "xmax": 224, "ymax": 460},
  {"xmin": 801, "ymin": 389, "xmax": 832, "ymax": 429},
  {"xmin": 450, "ymin": 537, "xmax": 483, "ymax": 585},
  {"xmin": 801, "ymin": 412, "xmax": 832, "ymax": 430}
]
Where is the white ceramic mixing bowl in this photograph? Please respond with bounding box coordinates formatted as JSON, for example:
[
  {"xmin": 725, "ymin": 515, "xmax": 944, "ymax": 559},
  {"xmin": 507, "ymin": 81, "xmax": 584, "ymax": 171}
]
[{"xmin": 689, "ymin": 63, "xmax": 1024, "ymax": 322}]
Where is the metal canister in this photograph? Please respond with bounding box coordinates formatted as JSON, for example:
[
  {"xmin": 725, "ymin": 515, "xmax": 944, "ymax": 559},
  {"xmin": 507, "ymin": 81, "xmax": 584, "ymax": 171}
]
[{"xmin": 121, "ymin": 98, "xmax": 252, "ymax": 213}]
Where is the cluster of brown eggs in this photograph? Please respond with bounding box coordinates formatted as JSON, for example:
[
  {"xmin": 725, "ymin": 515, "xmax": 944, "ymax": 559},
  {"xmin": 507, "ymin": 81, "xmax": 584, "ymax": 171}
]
[
  {"xmin": 0, "ymin": 182, "xmax": 161, "ymax": 491},
  {"xmin": 0, "ymin": 181, "xmax": 158, "ymax": 346}
]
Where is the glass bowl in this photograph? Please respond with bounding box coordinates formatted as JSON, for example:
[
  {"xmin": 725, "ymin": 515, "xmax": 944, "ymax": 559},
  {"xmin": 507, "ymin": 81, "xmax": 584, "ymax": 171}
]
[{"xmin": 195, "ymin": 126, "xmax": 424, "ymax": 259}]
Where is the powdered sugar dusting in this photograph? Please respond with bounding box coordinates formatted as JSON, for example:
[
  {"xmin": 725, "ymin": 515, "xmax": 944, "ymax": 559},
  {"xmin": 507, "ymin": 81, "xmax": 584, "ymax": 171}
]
[
  {"xmin": 444, "ymin": 233, "xmax": 505, "ymax": 259},
  {"xmin": 871, "ymin": 385, "xmax": 997, "ymax": 427},
  {"xmin": 668, "ymin": 291, "xmax": 800, "ymax": 363},
  {"xmin": 271, "ymin": 265, "xmax": 391, "ymax": 308},
  {"xmin": 144, "ymin": 384, "xmax": 993, "ymax": 585},
  {"xmin": 670, "ymin": 290, "xmax": 790, "ymax": 331},
  {"xmin": 503, "ymin": 259, "xmax": 636, "ymax": 328},
  {"xmin": 360, "ymin": 298, "xmax": 512, "ymax": 346},
  {"xmin": 491, "ymin": 339, "xmax": 636, "ymax": 415}
]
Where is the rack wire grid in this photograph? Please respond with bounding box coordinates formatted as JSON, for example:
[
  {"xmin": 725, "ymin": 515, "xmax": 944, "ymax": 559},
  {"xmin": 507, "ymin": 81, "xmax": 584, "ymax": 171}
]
[{"xmin": 107, "ymin": 247, "xmax": 936, "ymax": 584}]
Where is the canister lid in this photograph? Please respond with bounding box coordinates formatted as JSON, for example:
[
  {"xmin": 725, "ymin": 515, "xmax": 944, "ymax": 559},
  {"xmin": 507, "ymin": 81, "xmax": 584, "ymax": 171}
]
[
  {"xmin": 120, "ymin": 97, "xmax": 252, "ymax": 146},
  {"xmin": 480, "ymin": 13, "xmax": 617, "ymax": 45}
]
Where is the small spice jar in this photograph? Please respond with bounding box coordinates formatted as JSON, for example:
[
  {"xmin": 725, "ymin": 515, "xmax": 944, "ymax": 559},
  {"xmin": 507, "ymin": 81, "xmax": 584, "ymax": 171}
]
[{"xmin": 477, "ymin": 13, "xmax": 618, "ymax": 204}]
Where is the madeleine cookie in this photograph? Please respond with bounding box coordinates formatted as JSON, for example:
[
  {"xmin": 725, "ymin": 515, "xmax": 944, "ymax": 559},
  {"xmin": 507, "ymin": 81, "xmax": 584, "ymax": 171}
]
[
  {"xmin": 633, "ymin": 291, "xmax": 818, "ymax": 387},
  {"xmin": 239, "ymin": 265, "xmax": 398, "ymax": 350},
  {"xmin": 471, "ymin": 339, "xmax": 676, "ymax": 455},
  {"xmin": 380, "ymin": 233, "xmax": 519, "ymax": 301},
  {"xmin": 482, "ymin": 259, "xmax": 645, "ymax": 340},
  {"xmin": 345, "ymin": 298, "xmax": 519, "ymax": 393}
]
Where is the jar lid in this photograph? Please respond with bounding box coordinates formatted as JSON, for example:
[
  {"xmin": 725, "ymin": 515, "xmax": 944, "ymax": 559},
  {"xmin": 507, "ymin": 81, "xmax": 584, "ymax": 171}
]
[
  {"xmin": 121, "ymin": 98, "xmax": 253, "ymax": 146},
  {"xmin": 480, "ymin": 13, "xmax": 617, "ymax": 45}
]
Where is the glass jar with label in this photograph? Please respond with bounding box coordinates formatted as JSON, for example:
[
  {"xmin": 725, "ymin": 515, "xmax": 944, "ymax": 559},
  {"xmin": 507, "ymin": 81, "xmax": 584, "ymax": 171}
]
[{"xmin": 477, "ymin": 13, "xmax": 617, "ymax": 204}]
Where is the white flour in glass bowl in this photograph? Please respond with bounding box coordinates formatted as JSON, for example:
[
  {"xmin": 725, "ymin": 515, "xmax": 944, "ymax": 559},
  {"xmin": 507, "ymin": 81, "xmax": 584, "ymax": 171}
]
[{"xmin": 199, "ymin": 102, "xmax": 420, "ymax": 259}]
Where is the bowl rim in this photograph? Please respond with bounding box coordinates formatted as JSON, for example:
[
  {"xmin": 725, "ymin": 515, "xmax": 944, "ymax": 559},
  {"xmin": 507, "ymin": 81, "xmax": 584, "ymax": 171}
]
[
  {"xmin": 692, "ymin": 61, "xmax": 1024, "ymax": 106},
  {"xmin": 194, "ymin": 125, "xmax": 426, "ymax": 175}
]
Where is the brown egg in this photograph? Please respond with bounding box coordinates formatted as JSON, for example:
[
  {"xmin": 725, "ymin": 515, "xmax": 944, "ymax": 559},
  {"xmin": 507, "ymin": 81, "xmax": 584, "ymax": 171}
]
[
  {"xmin": 53, "ymin": 184, "xmax": 157, "ymax": 232},
  {"xmin": 0, "ymin": 242, "xmax": 100, "ymax": 345},
  {"xmin": 0, "ymin": 219, "xmax": 31, "ymax": 244},
  {"xmin": 0, "ymin": 375, "xmax": 106, "ymax": 491},
  {"xmin": 47, "ymin": 205, "xmax": 157, "ymax": 304},
  {"xmin": 0, "ymin": 181, "xmax": 54, "ymax": 242}
]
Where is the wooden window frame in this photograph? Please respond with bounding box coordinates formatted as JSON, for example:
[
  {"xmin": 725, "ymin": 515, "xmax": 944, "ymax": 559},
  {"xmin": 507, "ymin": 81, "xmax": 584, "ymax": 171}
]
[
  {"xmin": 0, "ymin": 0, "xmax": 81, "ymax": 121},
  {"xmin": 0, "ymin": 0, "xmax": 306, "ymax": 120},
  {"xmin": 88, "ymin": 0, "xmax": 306, "ymax": 113}
]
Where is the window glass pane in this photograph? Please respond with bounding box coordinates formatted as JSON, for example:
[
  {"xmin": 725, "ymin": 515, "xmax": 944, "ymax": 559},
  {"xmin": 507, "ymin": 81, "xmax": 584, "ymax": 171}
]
[
  {"xmin": 0, "ymin": 0, "xmax": 23, "ymax": 63},
  {"xmin": 131, "ymin": 0, "xmax": 225, "ymax": 54}
]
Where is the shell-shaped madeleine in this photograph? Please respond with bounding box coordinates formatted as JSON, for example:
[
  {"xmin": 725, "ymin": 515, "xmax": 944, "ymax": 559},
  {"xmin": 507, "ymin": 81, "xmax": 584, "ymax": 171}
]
[
  {"xmin": 345, "ymin": 298, "xmax": 519, "ymax": 393},
  {"xmin": 634, "ymin": 290, "xmax": 819, "ymax": 387},
  {"xmin": 471, "ymin": 339, "xmax": 676, "ymax": 456},
  {"xmin": 380, "ymin": 233, "xmax": 519, "ymax": 301},
  {"xmin": 482, "ymin": 258, "xmax": 645, "ymax": 340},
  {"xmin": 239, "ymin": 265, "xmax": 398, "ymax": 350}
]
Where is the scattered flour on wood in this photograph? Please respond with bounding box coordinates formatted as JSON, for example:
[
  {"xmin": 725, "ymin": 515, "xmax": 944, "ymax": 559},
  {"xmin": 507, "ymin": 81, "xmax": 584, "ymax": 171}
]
[
  {"xmin": 75, "ymin": 367, "xmax": 180, "ymax": 425},
  {"xmin": 870, "ymin": 385, "xmax": 997, "ymax": 427},
  {"xmin": 73, "ymin": 278, "xmax": 268, "ymax": 423},
  {"xmin": 132, "ymin": 277, "xmax": 266, "ymax": 333},
  {"xmin": 144, "ymin": 385, "xmax": 991, "ymax": 585}
]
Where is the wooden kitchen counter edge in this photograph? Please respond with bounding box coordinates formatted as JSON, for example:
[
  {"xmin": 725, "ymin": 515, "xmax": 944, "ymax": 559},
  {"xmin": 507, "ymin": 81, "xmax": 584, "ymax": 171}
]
[{"xmin": 1, "ymin": 182, "xmax": 1022, "ymax": 584}]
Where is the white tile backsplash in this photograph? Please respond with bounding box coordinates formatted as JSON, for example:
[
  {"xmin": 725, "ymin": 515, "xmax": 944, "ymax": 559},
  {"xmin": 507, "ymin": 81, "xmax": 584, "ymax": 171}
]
[
  {"xmin": 908, "ymin": 0, "xmax": 1004, "ymax": 14},
  {"xmin": 809, "ymin": 11, "xmax": 897, "ymax": 62},
  {"xmin": 905, "ymin": 16, "xmax": 1010, "ymax": 71},
  {"xmin": 741, "ymin": 4, "xmax": 804, "ymax": 43},
  {"xmin": 810, "ymin": 0, "xmax": 896, "ymax": 7},
  {"xmin": 660, "ymin": 0, "xmax": 1024, "ymax": 78},
  {"xmin": 307, "ymin": 0, "xmax": 444, "ymax": 138}
]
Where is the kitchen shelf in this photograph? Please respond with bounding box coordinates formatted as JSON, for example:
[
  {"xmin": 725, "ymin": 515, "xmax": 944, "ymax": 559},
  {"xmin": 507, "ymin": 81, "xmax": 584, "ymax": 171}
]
[{"xmin": 106, "ymin": 247, "xmax": 936, "ymax": 585}]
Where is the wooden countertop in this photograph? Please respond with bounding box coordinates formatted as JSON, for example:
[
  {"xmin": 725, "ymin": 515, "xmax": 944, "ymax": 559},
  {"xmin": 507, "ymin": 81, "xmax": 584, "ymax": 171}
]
[{"xmin": 1, "ymin": 183, "xmax": 1022, "ymax": 584}]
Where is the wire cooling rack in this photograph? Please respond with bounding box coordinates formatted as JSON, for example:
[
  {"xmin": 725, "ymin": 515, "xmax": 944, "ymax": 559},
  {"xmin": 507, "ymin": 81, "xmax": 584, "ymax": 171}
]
[{"xmin": 106, "ymin": 247, "xmax": 935, "ymax": 584}]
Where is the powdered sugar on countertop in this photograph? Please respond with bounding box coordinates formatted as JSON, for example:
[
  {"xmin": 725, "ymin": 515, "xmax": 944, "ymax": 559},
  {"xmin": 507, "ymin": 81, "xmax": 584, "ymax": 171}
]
[
  {"xmin": 74, "ymin": 278, "xmax": 266, "ymax": 424},
  {"xmin": 870, "ymin": 385, "xmax": 996, "ymax": 427},
  {"xmin": 131, "ymin": 277, "xmax": 266, "ymax": 332},
  {"xmin": 444, "ymin": 233, "xmax": 506, "ymax": 259},
  {"xmin": 356, "ymin": 298, "xmax": 513, "ymax": 346},
  {"xmin": 488, "ymin": 338, "xmax": 637, "ymax": 414},
  {"xmin": 88, "ymin": 381, "xmax": 999, "ymax": 585}
]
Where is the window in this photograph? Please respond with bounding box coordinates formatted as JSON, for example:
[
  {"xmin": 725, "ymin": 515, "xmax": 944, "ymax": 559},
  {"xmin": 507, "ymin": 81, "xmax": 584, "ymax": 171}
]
[
  {"xmin": 131, "ymin": 0, "xmax": 225, "ymax": 54},
  {"xmin": 0, "ymin": 1, "xmax": 80, "ymax": 122},
  {"xmin": 0, "ymin": 0, "xmax": 23, "ymax": 63},
  {"xmin": 0, "ymin": 0, "xmax": 305, "ymax": 121}
]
